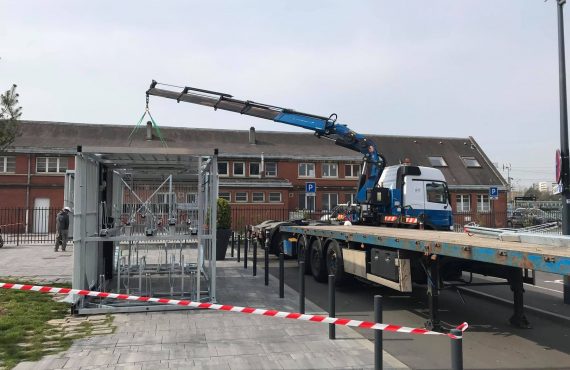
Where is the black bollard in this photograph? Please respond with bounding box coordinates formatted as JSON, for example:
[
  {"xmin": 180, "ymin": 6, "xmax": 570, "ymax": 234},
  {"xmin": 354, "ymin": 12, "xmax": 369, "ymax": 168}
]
[
  {"xmin": 264, "ymin": 234, "xmax": 270, "ymax": 286},
  {"xmin": 244, "ymin": 236, "xmax": 248, "ymax": 269},
  {"xmin": 450, "ymin": 329, "xmax": 463, "ymax": 370},
  {"xmin": 231, "ymin": 233, "xmax": 235, "ymax": 258},
  {"xmin": 299, "ymin": 261, "xmax": 305, "ymax": 314},
  {"xmin": 374, "ymin": 295, "xmax": 383, "ymax": 370},
  {"xmin": 329, "ymin": 274, "xmax": 335, "ymax": 339},
  {"xmin": 253, "ymin": 238, "xmax": 257, "ymax": 276},
  {"xmin": 279, "ymin": 252, "xmax": 284, "ymax": 298},
  {"xmin": 237, "ymin": 234, "xmax": 241, "ymax": 263}
]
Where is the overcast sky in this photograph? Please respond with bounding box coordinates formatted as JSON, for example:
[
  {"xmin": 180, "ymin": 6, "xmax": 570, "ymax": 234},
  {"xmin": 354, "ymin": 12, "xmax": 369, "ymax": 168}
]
[{"xmin": 0, "ymin": 1, "xmax": 566, "ymax": 189}]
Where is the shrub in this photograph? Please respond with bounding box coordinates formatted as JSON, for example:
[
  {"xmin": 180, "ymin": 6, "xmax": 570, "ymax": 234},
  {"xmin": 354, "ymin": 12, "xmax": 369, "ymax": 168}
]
[{"xmin": 217, "ymin": 198, "xmax": 231, "ymax": 229}]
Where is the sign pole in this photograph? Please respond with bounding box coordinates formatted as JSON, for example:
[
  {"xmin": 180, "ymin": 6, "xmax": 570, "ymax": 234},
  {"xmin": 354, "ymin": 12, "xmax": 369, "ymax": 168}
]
[{"xmin": 556, "ymin": 0, "xmax": 570, "ymax": 304}]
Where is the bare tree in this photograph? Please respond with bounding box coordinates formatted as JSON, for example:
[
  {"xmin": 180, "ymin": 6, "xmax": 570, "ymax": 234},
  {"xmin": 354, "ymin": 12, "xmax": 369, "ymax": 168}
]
[{"xmin": 0, "ymin": 84, "xmax": 22, "ymax": 152}]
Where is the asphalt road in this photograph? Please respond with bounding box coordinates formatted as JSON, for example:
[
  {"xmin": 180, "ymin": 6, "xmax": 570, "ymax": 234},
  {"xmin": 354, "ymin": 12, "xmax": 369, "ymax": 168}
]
[{"xmin": 265, "ymin": 259, "xmax": 570, "ymax": 370}]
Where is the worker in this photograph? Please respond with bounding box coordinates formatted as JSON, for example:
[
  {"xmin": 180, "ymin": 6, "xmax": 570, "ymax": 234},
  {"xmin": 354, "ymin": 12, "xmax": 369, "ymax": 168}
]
[{"xmin": 55, "ymin": 206, "xmax": 71, "ymax": 252}]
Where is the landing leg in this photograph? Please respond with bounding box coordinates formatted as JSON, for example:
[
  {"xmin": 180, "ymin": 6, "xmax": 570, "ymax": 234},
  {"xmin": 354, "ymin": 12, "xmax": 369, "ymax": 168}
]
[
  {"xmin": 425, "ymin": 257, "xmax": 443, "ymax": 332},
  {"xmin": 508, "ymin": 267, "xmax": 531, "ymax": 328}
]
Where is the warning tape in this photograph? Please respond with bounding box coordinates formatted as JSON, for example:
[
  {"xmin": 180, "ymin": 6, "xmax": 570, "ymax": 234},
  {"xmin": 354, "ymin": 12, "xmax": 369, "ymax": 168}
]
[{"xmin": 0, "ymin": 282, "xmax": 468, "ymax": 339}]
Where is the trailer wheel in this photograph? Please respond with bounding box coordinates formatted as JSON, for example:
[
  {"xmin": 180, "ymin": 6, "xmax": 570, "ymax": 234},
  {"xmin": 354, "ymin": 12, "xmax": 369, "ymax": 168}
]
[
  {"xmin": 297, "ymin": 235, "xmax": 311, "ymax": 274},
  {"xmin": 325, "ymin": 239, "xmax": 345, "ymax": 284},
  {"xmin": 310, "ymin": 238, "xmax": 327, "ymax": 282}
]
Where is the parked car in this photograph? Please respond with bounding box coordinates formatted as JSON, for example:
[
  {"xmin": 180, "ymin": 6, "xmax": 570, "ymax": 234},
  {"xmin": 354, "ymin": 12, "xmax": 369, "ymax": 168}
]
[
  {"xmin": 320, "ymin": 204, "xmax": 358, "ymax": 223},
  {"xmin": 506, "ymin": 208, "xmax": 560, "ymax": 228}
]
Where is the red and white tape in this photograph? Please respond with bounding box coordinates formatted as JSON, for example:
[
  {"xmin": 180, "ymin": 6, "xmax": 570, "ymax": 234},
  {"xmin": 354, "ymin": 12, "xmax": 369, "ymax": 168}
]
[{"xmin": 0, "ymin": 282, "xmax": 468, "ymax": 339}]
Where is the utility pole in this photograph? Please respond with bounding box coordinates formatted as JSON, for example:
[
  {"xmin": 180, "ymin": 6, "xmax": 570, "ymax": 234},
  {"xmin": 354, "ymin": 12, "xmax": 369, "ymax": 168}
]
[
  {"xmin": 556, "ymin": 0, "xmax": 570, "ymax": 304},
  {"xmin": 503, "ymin": 163, "xmax": 513, "ymax": 203}
]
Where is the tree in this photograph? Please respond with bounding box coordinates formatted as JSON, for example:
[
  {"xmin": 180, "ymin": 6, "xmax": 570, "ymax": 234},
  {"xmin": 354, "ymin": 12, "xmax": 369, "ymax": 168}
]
[{"xmin": 0, "ymin": 84, "xmax": 22, "ymax": 152}]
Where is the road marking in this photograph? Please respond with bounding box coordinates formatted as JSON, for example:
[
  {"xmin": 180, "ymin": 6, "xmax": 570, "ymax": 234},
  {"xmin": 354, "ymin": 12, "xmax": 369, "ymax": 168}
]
[
  {"xmin": 472, "ymin": 274, "xmax": 563, "ymax": 294},
  {"xmin": 544, "ymin": 280, "xmax": 563, "ymax": 285}
]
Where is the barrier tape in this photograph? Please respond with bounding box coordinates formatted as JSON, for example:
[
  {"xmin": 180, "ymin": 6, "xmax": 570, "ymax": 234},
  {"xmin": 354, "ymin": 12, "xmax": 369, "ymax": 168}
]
[{"xmin": 0, "ymin": 282, "xmax": 468, "ymax": 339}]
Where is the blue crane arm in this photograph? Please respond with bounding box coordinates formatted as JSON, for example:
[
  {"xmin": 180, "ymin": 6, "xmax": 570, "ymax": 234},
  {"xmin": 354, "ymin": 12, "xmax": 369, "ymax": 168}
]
[{"xmin": 146, "ymin": 81, "xmax": 385, "ymax": 202}]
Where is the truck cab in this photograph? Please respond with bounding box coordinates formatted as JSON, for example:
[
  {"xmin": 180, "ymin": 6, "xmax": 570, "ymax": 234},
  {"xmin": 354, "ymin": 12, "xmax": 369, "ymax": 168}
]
[{"xmin": 363, "ymin": 165, "xmax": 453, "ymax": 230}]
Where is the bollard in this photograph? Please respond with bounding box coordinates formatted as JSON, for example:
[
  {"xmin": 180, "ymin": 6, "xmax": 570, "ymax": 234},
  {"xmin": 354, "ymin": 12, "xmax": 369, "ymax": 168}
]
[
  {"xmin": 253, "ymin": 238, "xmax": 257, "ymax": 277},
  {"xmin": 299, "ymin": 261, "xmax": 305, "ymax": 314},
  {"xmin": 237, "ymin": 234, "xmax": 241, "ymax": 263},
  {"xmin": 374, "ymin": 295, "xmax": 383, "ymax": 370},
  {"xmin": 279, "ymin": 252, "xmax": 284, "ymax": 298},
  {"xmin": 264, "ymin": 235, "xmax": 270, "ymax": 286},
  {"xmin": 231, "ymin": 233, "xmax": 235, "ymax": 258},
  {"xmin": 244, "ymin": 236, "xmax": 248, "ymax": 269},
  {"xmin": 450, "ymin": 329, "xmax": 463, "ymax": 370},
  {"xmin": 329, "ymin": 274, "xmax": 336, "ymax": 339}
]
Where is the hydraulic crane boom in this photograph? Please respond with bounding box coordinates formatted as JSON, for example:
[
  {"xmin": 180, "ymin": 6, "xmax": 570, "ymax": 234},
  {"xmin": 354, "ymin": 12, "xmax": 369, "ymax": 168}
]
[{"xmin": 146, "ymin": 80, "xmax": 386, "ymax": 203}]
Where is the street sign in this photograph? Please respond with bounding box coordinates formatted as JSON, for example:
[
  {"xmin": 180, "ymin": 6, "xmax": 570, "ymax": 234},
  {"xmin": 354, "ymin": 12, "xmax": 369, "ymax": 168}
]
[
  {"xmin": 305, "ymin": 182, "xmax": 316, "ymax": 196},
  {"xmin": 489, "ymin": 187, "xmax": 498, "ymax": 200},
  {"xmin": 554, "ymin": 183, "xmax": 564, "ymax": 195},
  {"xmin": 515, "ymin": 196, "xmax": 536, "ymax": 201}
]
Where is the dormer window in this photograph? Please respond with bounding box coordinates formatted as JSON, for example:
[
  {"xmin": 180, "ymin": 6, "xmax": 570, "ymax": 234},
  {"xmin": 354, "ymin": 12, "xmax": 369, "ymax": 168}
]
[
  {"xmin": 428, "ymin": 156, "xmax": 447, "ymax": 167},
  {"xmin": 461, "ymin": 156, "xmax": 481, "ymax": 168}
]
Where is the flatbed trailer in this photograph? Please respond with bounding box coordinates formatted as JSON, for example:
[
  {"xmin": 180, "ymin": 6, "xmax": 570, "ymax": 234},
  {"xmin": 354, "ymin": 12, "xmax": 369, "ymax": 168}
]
[{"xmin": 277, "ymin": 224, "xmax": 570, "ymax": 330}]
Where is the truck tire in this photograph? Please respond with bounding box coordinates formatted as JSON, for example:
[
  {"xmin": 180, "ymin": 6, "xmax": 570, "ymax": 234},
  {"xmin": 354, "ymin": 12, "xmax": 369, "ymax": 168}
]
[
  {"xmin": 310, "ymin": 238, "xmax": 327, "ymax": 282},
  {"xmin": 325, "ymin": 239, "xmax": 345, "ymax": 284},
  {"xmin": 297, "ymin": 235, "xmax": 311, "ymax": 274}
]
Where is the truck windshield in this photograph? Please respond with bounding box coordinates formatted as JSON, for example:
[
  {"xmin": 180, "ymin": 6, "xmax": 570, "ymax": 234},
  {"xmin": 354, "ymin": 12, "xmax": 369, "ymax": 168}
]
[{"xmin": 426, "ymin": 182, "xmax": 448, "ymax": 204}]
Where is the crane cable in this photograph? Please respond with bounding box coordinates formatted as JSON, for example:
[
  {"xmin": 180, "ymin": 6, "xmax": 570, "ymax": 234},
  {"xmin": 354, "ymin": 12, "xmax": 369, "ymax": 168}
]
[{"xmin": 128, "ymin": 94, "xmax": 167, "ymax": 147}]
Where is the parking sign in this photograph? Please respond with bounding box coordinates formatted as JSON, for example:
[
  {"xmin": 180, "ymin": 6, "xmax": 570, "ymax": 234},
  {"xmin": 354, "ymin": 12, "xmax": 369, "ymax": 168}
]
[
  {"xmin": 305, "ymin": 182, "xmax": 316, "ymax": 194},
  {"xmin": 489, "ymin": 187, "xmax": 498, "ymax": 200}
]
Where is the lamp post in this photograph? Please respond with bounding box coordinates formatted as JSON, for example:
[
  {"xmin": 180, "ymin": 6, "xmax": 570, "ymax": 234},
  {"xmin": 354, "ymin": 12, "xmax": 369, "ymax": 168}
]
[{"xmin": 556, "ymin": 0, "xmax": 570, "ymax": 304}]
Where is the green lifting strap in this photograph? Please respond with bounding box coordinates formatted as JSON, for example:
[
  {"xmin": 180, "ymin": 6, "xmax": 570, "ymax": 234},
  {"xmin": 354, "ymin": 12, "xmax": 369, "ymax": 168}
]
[{"xmin": 128, "ymin": 109, "xmax": 168, "ymax": 147}]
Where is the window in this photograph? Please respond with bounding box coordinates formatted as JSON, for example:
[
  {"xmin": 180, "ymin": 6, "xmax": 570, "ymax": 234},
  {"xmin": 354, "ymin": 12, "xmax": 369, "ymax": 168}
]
[
  {"xmin": 218, "ymin": 162, "xmax": 229, "ymax": 176},
  {"xmin": 345, "ymin": 193, "xmax": 356, "ymax": 204},
  {"xmin": 235, "ymin": 192, "xmax": 248, "ymax": 202},
  {"xmin": 426, "ymin": 182, "xmax": 447, "ymax": 204},
  {"xmin": 322, "ymin": 163, "xmax": 338, "ymax": 178},
  {"xmin": 455, "ymin": 194, "xmax": 471, "ymax": 213},
  {"xmin": 249, "ymin": 162, "xmax": 260, "ymax": 177},
  {"xmin": 269, "ymin": 192, "xmax": 282, "ymax": 203},
  {"xmin": 252, "ymin": 192, "xmax": 265, "ymax": 202},
  {"xmin": 36, "ymin": 157, "xmax": 67, "ymax": 173},
  {"xmin": 265, "ymin": 162, "xmax": 277, "ymax": 177},
  {"xmin": 186, "ymin": 193, "xmax": 197, "ymax": 204},
  {"xmin": 298, "ymin": 194, "xmax": 315, "ymax": 210},
  {"xmin": 461, "ymin": 156, "xmax": 481, "ymax": 168},
  {"xmin": 344, "ymin": 164, "xmax": 360, "ymax": 178},
  {"xmin": 477, "ymin": 194, "xmax": 490, "ymax": 213},
  {"xmin": 0, "ymin": 156, "xmax": 16, "ymax": 173},
  {"xmin": 321, "ymin": 193, "xmax": 338, "ymax": 211},
  {"xmin": 219, "ymin": 192, "xmax": 231, "ymax": 202},
  {"xmin": 233, "ymin": 162, "xmax": 245, "ymax": 177},
  {"xmin": 428, "ymin": 156, "xmax": 448, "ymax": 167},
  {"xmin": 299, "ymin": 163, "xmax": 315, "ymax": 177}
]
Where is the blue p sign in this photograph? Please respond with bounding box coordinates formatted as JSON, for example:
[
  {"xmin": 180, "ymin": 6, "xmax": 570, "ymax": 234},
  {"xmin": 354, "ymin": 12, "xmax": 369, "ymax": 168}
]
[
  {"xmin": 489, "ymin": 187, "xmax": 498, "ymax": 199},
  {"xmin": 306, "ymin": 182, "xmax": 316, "ymax": 193}
]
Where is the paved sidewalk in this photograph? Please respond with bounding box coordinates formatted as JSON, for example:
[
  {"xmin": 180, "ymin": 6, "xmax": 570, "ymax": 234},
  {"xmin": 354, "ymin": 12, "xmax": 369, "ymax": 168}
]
[{"xmin": 2, "ymin": 244, "xmax": 409, "ymax": 369}]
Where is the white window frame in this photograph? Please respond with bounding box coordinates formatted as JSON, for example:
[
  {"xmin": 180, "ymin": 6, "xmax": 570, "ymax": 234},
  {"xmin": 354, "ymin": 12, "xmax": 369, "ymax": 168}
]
[
  {"xmin": 321, "ymin": 193, "xmax": 339, "ymax": 211},
  {"xmin": 298, "ymin": 193, "xmax": 315, "ymax": 211},
  {"xmin": 344, "ymin": 164, "xmax": 360, "ymax": 178},
  {"xmin": 477, "ymin": 194, "xmax": 490, "ymax": 213},
  {"xmin": 322, "ymin": 163, "xmax": 338, "ymax": 178},
  {"xmin": 186, "ymin": 192, "xmax": 197, "ymax": 204},
  {"xmin": 265, "ymin": 162, "xmax": 277, "ymax": 177},
  {"xmin": 249, "ymin": 162, "xmax": 260, "ymax": 177},
  {"xmin": 0, "ymin": 156, "xmax": 16, "ymax": 173},
  {"xmin": 461, "ymin": 156, "xmax": 481, "ymax": 168},
  {"xmin": 345, "ymin": 193, "xmax": 356, "ymax": 204},
  {"xmin": 252, "ymin": 192, "xmax": 265, "ymax": 203},
  {"xmin": 298, "ymin": 163, "xmax": 315, "ymax": 178},
  {"xmin": 456, "ymin": 194, "xmax": 471, "ymax": 213},
  {"xmin": 428, "ymin": 156, "xmax": 448, "ymax": 167},
  {"xmin": 36, "ymin": 157, "xmax": 67, "ymax": 174},
  {"xmin": 233, "ymin": 162, "xmax": 245, "ymax": 177},
  {"xmin": 269, "ymin": 192, "xmax": 282, "ymax": 203},
  {"xmin": 235, "ymin": 192, "xmax": 248, "ymax": 203},
  {"xmin": 218, "ymin": 161, "xmax": 229, "ymax": 177},
  {"xmin": 219, "ymin": 192, "xmax": 231, "ymax": 202}
]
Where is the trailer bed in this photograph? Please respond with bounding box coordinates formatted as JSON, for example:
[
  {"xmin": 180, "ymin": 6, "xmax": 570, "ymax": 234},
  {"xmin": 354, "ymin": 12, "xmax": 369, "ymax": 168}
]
[{"xmin": 281, "ymin": 225, "xmax": 570, "ymax": 275}]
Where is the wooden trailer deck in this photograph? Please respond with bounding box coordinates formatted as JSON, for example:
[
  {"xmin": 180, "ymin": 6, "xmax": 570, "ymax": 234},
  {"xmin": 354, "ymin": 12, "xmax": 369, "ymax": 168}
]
[{"xmin": 282, "ymin": 225, "xmax": 570, "ymax": 275}]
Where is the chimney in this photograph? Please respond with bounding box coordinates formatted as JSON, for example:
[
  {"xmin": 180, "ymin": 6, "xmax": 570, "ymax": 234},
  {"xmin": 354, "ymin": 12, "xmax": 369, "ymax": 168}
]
[
  {"xmin": 146, "ymin": 121, "xmax": 152, "ymax": 141},
  {"xmin": 249, "ymin": 126, "xmax": 256, "ymax": 145}
]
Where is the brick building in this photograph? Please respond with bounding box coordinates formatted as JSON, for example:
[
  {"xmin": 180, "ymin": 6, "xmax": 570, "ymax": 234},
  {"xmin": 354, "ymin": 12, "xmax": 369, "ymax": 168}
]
[{"xmin": 0, "ymin": 121, "xmax": 508, "ymax": 231}]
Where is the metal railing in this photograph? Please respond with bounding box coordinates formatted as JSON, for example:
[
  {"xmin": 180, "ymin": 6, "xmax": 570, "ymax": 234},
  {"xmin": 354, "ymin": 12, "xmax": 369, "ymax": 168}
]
[{"xmin": 0, "ymin": 207, "xmax": 60, "ymax": 246}]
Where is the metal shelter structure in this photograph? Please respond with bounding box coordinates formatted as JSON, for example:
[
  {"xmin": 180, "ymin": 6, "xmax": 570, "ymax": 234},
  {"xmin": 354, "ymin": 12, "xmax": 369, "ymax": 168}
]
[{"xmin": 71, "ymin": 146, "xmax": 218, "ymax": 314}]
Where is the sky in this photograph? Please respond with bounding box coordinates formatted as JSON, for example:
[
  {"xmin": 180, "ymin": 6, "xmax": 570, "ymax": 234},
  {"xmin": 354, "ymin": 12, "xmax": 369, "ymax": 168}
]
[{"xmin": 0, "ymin": 0, "xmax": 566, "ymax": 189}]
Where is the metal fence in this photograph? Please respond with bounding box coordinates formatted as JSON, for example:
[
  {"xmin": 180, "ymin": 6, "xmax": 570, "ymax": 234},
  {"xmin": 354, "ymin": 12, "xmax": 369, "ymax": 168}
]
[{"xmin": 1, "ymin": 207, "xmax": 562, "ymax": 246}]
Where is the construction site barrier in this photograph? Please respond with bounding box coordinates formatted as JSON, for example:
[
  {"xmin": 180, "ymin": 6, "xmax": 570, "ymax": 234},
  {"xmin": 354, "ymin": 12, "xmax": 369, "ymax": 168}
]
[{"xmin": 0, "ymin": 282, "xmax": 468, "ymax": 339}]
